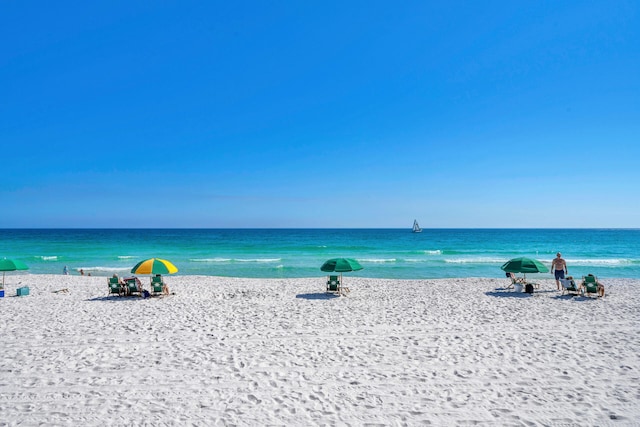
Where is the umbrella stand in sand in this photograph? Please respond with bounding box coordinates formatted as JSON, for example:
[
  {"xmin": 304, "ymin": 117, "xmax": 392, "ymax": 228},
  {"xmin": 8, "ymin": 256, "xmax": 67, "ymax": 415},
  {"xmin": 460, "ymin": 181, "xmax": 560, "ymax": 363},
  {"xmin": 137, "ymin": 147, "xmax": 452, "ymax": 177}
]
[
  {"xmin": 0, "ymin": 258, "xmax": 29, "ymax": 287},
  {"xmin": 131, "ymin": 258, "xmax": 178, "ymax": 276},
  {"xmin": 501, "ymin": 256, "xmax": 548, "ymax": 280},
  {"xmin": 320, "ymin": 258, "xmax": 363, "ymax": 294}
]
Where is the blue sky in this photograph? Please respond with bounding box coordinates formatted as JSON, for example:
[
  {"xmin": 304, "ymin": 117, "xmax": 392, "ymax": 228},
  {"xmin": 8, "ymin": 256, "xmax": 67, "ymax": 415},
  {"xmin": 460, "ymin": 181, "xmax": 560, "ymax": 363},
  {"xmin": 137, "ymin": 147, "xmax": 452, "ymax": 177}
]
[{"xmin": 1, "ymin": 1, "xmax": 639, "ymax": 228}]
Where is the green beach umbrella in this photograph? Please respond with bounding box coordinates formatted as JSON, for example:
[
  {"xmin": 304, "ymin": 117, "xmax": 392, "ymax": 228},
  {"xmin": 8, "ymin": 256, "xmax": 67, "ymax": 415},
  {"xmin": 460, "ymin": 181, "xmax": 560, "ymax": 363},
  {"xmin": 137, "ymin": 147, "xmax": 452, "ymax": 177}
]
[
  {"xmin": 131, "ymin": 258, "xmax": 178, "ymax": 275},
  {"xmin": 320, "ymin": 258, "xmax": 364, "ymax": 292},
  {"xmin": 0, "ymin": 258, "xmax": 29, "ymax": 287},
  {"xmin": 320, "ymin": 258, "xmax": 363, "ymax": 273},
  {"xmin": 501, "ymin": 257, "xmax": 549, "ymax": 277}
]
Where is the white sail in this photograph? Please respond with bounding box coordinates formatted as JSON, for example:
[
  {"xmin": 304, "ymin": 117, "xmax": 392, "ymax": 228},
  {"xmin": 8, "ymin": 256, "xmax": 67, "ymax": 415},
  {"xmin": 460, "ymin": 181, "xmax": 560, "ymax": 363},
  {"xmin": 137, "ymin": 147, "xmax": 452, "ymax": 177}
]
[{"xmin": 412, "ymin": 220, "xmax": 422, "ymax": 233}]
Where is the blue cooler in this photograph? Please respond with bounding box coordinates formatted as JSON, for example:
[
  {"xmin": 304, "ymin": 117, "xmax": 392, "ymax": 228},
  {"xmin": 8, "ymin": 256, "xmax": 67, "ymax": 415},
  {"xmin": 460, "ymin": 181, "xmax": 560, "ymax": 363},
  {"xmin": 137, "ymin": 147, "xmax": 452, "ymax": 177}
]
[
  {"xmin": 17, "ymin": 287, "xmax": 30, "ymax": 296},
  {"xmin": 0, "ymin": 289, "xmax": 4, "ymax": 298}
]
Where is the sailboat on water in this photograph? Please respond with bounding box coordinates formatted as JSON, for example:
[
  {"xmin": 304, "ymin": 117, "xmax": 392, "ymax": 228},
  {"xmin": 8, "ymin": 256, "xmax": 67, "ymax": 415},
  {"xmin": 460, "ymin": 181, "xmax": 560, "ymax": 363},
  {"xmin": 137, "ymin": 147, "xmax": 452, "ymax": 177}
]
[{"xmin": 412, "ymin": 219, "xmax": 422, "ymax": 233}]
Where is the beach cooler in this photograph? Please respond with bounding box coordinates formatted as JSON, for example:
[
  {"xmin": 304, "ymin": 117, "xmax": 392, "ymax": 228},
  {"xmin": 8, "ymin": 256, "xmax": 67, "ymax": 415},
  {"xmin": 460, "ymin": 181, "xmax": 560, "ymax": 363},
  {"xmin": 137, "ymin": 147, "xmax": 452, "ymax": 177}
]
[
  {"xmin": 0, "ymin": 289, "xmax": 4, "ymax": 298},
  {"xmin": 16, "ymin": 286, "xmax": 30, "ymax": 296}
]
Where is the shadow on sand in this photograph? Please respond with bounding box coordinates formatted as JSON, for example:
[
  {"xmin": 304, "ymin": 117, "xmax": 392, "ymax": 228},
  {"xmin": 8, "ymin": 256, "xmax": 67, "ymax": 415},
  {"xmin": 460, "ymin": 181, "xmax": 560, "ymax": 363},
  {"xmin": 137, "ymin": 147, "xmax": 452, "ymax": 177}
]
[
  {"xmin": 551, "ymin": 294, "xmax": 600, "ymax": 301},
  {"xmin": 87, "ymin": 295, "xmax": 141, "ymax": 302},
  {"xmin": 87, "ymin": 294, "xmax": 172, "ymax": 302},
  {"xmin": 296, "ymin": 292, "xmax": 341, "ymax": 300},
  {"xmin": 485, "ymin": 290, "xmax": 533, "ymax": 298},
  {"xmin": 487, "ymin": 289, "xmax": 574, "ymax": 298}
]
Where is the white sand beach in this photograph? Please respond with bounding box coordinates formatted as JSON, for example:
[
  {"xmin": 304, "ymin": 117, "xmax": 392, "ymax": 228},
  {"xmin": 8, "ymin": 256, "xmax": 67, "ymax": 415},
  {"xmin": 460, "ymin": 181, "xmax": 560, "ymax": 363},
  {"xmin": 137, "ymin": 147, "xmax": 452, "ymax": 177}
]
[{"xmin": 1, "ymin": 275, "xmax": 639, "ymax": 426}]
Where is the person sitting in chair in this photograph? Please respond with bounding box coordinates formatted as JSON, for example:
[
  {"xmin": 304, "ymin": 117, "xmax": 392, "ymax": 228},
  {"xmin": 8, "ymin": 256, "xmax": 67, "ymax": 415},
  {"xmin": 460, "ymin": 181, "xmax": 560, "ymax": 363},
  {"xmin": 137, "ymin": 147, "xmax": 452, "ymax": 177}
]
[
  {"xmin": 506, "ymin": 272, "xmax": 525, "ymax": 284},
  {"xmin": 597, "ymin": 281, "xmax": 605, "ymax": 298}
]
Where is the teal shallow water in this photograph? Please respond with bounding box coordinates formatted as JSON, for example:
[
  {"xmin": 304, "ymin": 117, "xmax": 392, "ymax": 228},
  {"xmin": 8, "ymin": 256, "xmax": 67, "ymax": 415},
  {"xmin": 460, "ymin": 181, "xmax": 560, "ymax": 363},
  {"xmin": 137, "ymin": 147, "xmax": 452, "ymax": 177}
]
[{"xmin": 1, "ymin": 229, "xmax": 638, "ymax": 279}]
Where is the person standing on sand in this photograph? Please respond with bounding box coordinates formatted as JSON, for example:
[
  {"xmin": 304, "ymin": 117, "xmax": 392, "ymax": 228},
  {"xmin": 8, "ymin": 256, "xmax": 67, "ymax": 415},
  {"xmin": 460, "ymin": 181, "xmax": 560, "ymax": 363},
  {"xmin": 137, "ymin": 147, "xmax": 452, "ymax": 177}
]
[
  {"xmin": 63, "ymin": 265, "xmax": 69, "ymax": 275},
  {"xmin": 551, "ymin": 252, "xmax": 568, "ymax": 291}
]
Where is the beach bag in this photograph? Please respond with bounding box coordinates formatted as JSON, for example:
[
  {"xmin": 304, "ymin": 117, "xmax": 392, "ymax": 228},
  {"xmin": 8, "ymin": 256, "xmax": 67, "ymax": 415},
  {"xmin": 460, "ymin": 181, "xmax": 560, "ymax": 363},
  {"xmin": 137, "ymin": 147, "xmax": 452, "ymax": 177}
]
[{"xmin": 525, "ymin": 283, "xmax": 534, "ymax": 294}]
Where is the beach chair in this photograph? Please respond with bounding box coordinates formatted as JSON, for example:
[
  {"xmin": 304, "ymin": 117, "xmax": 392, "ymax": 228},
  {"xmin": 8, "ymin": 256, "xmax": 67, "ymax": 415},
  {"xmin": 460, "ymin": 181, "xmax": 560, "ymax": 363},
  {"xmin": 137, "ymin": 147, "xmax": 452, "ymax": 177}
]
[
  {"xmin": 560, "ymin": 277, "xmax": 580, "ymax": 296},
  {"xmin": 505, "ymin": 272, "xmax": 524, "ymax": 290},
  {"xmin": 151, "ymin": 275, "xmax": 164, "ymax": 295},
  {"xmin": 125, "ymin": 277, "xmax": 142, "ymax": 296},
  {"xmin": 581, "ymin": 274, "xmax": 602, "ymax": 297},
  {"xmin": 108, "ymin": 276, "xmax": 123, "ymax": 296},
  {"xmin": 326, "ymin": 275, "xmax": 341, "ymax": 293}
]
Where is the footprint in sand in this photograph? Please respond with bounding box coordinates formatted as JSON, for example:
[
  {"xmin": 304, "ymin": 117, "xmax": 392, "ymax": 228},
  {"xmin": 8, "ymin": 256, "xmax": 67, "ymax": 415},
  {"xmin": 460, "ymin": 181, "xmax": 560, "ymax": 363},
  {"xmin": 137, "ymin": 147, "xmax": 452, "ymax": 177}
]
[{"xmin": 247, "ymin": 394, "xmax": 261, "ymax": 404}]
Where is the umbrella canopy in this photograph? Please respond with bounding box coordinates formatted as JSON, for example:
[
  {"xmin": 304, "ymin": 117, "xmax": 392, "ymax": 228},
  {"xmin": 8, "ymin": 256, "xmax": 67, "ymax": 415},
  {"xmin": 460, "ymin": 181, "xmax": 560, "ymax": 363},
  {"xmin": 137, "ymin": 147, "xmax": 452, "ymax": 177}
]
[
  {"xmin": 320, "ymin": 258, "xmax": 363, "ymax": 273},
  {"xmin": 131, "ymin": 258, "xmax": 178, "ymax": 275},
  {"xmin": 0, "ymin": 258, "xmax": 29, "ymax": 287},
  {"xmin": 501, "ymin": 257, "xmax": 549, "ymax": 274}
]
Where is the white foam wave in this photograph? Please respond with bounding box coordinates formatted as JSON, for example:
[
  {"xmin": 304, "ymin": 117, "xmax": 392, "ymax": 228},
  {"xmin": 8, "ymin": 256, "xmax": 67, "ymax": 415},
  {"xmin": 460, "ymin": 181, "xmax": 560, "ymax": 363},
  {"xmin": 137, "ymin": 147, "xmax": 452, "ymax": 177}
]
[
  {"xmin": 359, "ymin": 258, "xmax": 397, "ymax": 263},
  {"xmin": 37, "ymin": 256, "xmax": 58, "ymax": 261},
  {"xmin": 190, "ymin": 258, "xmax": 281, "ymax": 263},
  {"xmin": 117, "ymin": 256, "xmax": 136, "ymax": 260},
  {"xmin": 424, "ymin": 250, "xmax": 442, "ymax": 255},
  {"xmin": 444, "ymin": 257, "xmax": 507, "ymax": 264},
  {"xmin": 565, "ymin": 258, "xmax": 634, "ymax": 266}
]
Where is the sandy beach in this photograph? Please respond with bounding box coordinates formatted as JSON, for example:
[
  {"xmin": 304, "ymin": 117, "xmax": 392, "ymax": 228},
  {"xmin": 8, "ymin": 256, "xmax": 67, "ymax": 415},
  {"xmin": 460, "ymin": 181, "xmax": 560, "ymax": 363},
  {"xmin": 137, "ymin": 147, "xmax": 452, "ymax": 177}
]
[{"xmin": 1, "ymin": 274, "xmax": 639, "ymax": 426}]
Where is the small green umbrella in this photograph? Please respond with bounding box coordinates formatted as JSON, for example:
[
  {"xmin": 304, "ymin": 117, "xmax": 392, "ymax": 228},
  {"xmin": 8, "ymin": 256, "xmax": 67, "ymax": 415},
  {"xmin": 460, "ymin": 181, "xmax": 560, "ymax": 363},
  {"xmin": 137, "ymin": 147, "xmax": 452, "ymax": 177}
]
[
  {"xmin": 501, "ymin": 257, "xmax": 548, "ymax": 279},
  {"xmin": 320, "ymin": 257, "xmax": 363, "ymax": 291},
  {"xmin": 0, "ymin": 258, "xmax": 29, "ymax": 287},
  {"xmin": 321, "ymin": 258, "xmax": 363, "ymax": 273}
]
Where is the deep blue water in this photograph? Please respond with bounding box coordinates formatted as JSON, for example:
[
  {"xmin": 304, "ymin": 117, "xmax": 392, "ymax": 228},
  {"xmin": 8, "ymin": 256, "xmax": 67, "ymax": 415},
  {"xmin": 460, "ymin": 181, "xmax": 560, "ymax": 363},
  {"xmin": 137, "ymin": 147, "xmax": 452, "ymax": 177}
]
[{"xmin": 0, "ymin": 229, "xmax": 638, "ymax": 279}]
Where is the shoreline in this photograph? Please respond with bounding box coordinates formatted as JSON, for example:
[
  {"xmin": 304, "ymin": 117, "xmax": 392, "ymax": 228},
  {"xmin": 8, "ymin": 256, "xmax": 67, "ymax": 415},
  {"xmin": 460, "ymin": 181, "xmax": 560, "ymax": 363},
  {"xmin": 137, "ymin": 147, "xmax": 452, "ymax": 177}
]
[
  {"xmin": 6, "ymin": 271, "xmax": 640, "ymax": 281},
  {"xmin": 2, "ymin": 275, "xmax": 639, "ymax": 425}
]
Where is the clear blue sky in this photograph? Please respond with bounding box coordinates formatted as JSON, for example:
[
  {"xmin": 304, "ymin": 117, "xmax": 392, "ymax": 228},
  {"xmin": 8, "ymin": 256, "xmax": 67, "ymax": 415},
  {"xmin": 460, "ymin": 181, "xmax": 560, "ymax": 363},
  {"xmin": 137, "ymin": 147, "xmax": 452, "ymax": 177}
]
[{"xmin": 2, "ymin": 1, "xmax": 639, "ymax": 228}]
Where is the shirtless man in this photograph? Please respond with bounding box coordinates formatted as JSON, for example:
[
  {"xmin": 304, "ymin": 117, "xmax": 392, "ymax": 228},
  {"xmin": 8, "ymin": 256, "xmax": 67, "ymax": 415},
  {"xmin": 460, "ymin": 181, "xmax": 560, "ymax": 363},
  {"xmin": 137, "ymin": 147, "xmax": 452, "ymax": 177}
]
[{"xmin": 551, "ymin": 252, "xmax": 568, "ymax": 290}]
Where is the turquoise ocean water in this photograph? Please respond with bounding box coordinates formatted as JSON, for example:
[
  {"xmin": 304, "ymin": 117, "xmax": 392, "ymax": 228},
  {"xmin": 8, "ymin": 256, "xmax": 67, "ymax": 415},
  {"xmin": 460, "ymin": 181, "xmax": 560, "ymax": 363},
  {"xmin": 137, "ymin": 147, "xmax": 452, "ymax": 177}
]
[{"xmin": 0, "ymin": 229, "xmax": 638, "ymax": 279}]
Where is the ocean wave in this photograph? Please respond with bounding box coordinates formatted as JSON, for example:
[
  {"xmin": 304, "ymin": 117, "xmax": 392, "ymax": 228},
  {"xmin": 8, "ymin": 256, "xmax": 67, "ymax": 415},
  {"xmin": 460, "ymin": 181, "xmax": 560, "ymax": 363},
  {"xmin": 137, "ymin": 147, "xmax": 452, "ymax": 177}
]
[
  {"xmin": 117, "ymin": 256, "xmax": 136, "ymax": 260},
  {"xmin": 409, "ymin": 249, "xmax": 483, "ymax": 256},
  {"xmin": 566, "ymin": 258, "xmax": 636, "ymax": 266},
  {"xmin": 78, "ymin": 266, "xmax": 131, "ymax": 272},
  {"xmin": 359, "ymin": 258, "xmax": 397, "ymax": 263},
  {"xmin": 190, "ymin": 258, "xmax": 282, "ymax": 263},
  {"xmin": 36, "ymin": 256, "xmax": 59, "ymax": 261},
  {"xmin": 444, "ymin": 257, "xmax": 507, "ymax": 264}
]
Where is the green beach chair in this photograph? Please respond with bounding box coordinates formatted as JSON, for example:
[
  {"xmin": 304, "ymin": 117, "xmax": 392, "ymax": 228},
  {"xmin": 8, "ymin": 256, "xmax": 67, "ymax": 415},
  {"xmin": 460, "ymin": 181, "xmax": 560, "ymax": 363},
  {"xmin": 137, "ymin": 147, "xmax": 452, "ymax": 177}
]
[
  {"xmin": 108, "ymin": 276, "xmax": 123, "ymax": 296},
  {"xmin": 125, "ymin": 277, "xmax": 142, "ymax": 296},
  {"xmin": 326, "ymin": 275, "xmax": 340, "ymax": 293},
  {"xmin": 151, "ymin": 275, "xmax": 164, "ymax": 295},
  {"xmin": 560, "ymin": 277, "xmax": 580, "ymax": 296},
  {"xmin": 581, "ymin": 274, "xmax": 602, "ymax": 297}
]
